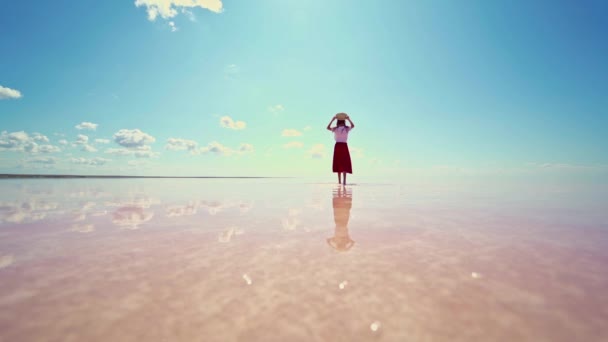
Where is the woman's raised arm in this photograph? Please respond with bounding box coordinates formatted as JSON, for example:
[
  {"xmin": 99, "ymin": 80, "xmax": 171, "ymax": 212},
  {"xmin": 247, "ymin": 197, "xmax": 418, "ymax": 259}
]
[
  {"xmin": 327, "ymin": 117, "xmax": 336, "ymax": 131},
  {"xmin": 347, "ymin": 117, "xmax": 355, "ymax": 129}
]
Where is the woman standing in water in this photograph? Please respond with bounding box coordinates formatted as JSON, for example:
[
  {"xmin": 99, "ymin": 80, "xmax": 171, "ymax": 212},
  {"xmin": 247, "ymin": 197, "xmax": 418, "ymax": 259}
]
[{"xmin": 327, "ymin": 113, "xmax": 355, "ymax": 185}]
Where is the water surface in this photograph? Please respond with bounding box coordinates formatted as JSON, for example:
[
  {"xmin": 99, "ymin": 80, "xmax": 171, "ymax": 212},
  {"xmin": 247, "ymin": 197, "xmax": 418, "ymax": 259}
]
[{"xmin": 0, "ymin": 179, "xmax": 607, "ymax": 341}]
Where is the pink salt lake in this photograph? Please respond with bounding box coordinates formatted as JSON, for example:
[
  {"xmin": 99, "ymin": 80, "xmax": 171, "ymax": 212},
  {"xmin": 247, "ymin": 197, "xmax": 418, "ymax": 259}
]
[{"xmin": 0, "ymin": 178, "xmax": 607, "ymax": 341}]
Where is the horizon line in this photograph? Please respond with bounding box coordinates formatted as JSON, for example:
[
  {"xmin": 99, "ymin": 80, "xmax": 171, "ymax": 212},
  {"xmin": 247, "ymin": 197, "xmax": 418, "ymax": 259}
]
[{"xmin": 0, "ymin": 174, "xmax": 293, "ymax": 179}]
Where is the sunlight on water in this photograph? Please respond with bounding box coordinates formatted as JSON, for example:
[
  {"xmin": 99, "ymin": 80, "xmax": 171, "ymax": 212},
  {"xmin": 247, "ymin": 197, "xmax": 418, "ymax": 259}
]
[{"xmin": 0, "ymin": 178, "xmax": 607, "ymax": 341}]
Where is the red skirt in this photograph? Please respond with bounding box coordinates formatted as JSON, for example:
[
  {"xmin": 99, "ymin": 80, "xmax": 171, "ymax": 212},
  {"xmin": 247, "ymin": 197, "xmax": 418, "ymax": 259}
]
[{"xmin": 332, "ymin": 142, "xmax": 352, "ymax": 174}]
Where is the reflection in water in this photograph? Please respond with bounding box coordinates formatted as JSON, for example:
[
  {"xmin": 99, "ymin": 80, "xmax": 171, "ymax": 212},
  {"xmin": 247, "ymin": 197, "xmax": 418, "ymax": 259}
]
[
  {"xmin": 166, "ymin": 201, "xmax": 199, "ymax": 217},
  {"xmin": 199, "ymin": 200, "xmax": 225, "ymax": 215},
  {"xmin": 0, "ymin": 180, "xmax": 607, "ymax": 340},
  {"xmin": 105, "ymin": 195, "xmax": 160, "ymax": 209},
  {"xmin": 328, "ymin": 186, "xmax": 354, "ymax": 251},
  {"xmin": 0, "ymin": 200, "xmax": 58, "ymax": 224},
  {"xmin": 71, "ymin": 223, "xmax": 95, "ymax": 233},
  {"xmin": 111, "ymin": 205, "xmax": 154, "ymax": 229},
  {"xmin": 238, "ymin": 201, "xmax": 254, "ymax": 214},
  {"xmin": 0, "ymin": 254, "xmax": 14, "ymax": 269},
  {"xmin": 218, "ymin": 226, "xmax": 244, "ymax": 243},
  {"xmin": 281, "ymin": 208, "xmax": 301, "ymax": 231}
]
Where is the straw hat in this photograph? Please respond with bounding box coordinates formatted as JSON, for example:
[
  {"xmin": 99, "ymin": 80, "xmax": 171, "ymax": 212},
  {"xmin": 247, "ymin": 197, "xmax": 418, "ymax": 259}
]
[{"xmin": 335, "ymin": 113, "xmax": 349, "ymax": 120}]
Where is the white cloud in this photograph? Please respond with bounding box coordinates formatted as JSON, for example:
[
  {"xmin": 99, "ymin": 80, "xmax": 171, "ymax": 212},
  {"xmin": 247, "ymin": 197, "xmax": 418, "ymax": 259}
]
[
  {"xmin": 23, "ymin": 142, "xmax": 39, "ymax": 153},
  {"xmin": 58, "ymin": 139, "xmax": 68, "ymax": 145},
  {"xmin": 105, "ymin": 147, "xmax": 159, "ymax": 158},
  {"xmin": 168, "ymin": 21, "xmax": 178, "ymax": 32},
  {"xmin": 113, "ymin": 129, "xmax": 155, "ymax": 148},
  {"xmin": 74, "ymin": 134, "xmax": 89, "ymax": 145},
  {"xmin": 528, "ymin": 163, "xmax": 606, "ymax": 172},
  {"xmin": 182, "ymin": 8, "xmax": 196, "ymax": 21},
  {"xmin": 71, "ymin": 157, "xmax": 111, "ymax": 166},
  {"xmin": 238, "ymin": 143, "xmax": 254, "ymax": 153},
  {"xmin": 128, "ymin": 159, "xmax": 148, "ymax": 167},
  {"xmin": 220, "ymin": 115, "xmax": 246, "ymax": 130},
  {"xmin": 268, "ymin": 104, "xmax": 285, "ymax": 114},
  {"xmin": 32, "ymin": 133, "xmax": 50, "ymax": 143},
  {"xmin": 135, "ymin": 0, "xmax": 223, "ymax": 21},
  {"xmin": 224, "ymin": 64, "xmax": 239, "ymax": 75},
  {"xmin": 9, "ymin": 131, "xmax": 29, "ymax": 142},
  {"xmin": 199, "ymin": 141, "xmax": 233, "ymax": 155},
  {"xmin": 282, "ymin": 129, "xmax": 302, "ymax": 137},
  {"xmin": 283, "ymin": 141, "xmax": 304, "ymax": 149},
  {"xmin": 26, "ymin": 156, "xmax": 57, "ymax": 164},
  {"xmin": 81, "ymin": 144, "xmax": 98, "ymax": 152},
  {"xmin": 165, "ymin": 138, "xmax": 198, "ymax": 152},
  {"xmin": 308, "ymin": 144, "xmax": 326, "ymax": 159},
  {"xmin": 303, "ymin": 125, "xmax": 312, "ymax": 131},
  {"xmin": 95, "ymin": 139, "xmax": 110, "ymax": 144},
  {"xmin": 37, "ymin": 145, "xmax": 62, "ymax": 153},
  {"xmin": 75, "ymin": 122, "xmax": 98, "ymax": 131},
  {"xmin": 0, "ymin": 85, "xmax": 22, "ymax": 100},
  {"xmin": 0, "ymin": 131, "xmax": 59, "ymax": 154},
  {"xmin": 0, "ymin": 131, "xmax": 28, "ymax": 149}
]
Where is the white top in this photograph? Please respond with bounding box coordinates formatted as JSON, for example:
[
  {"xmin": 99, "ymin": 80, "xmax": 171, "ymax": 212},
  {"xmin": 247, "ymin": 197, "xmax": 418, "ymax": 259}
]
[{"xmin": 332, "ymin": 126, "xmax": 352, "ymax": 143}]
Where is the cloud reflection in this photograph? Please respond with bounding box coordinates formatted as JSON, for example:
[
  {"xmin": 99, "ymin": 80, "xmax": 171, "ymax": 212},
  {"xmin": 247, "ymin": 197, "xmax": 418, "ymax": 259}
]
[
  {"xmin": 105, "ymin": 195, "xmax": 160, "ymax": 209},
  {"xmin": 71, "ymin": 223, "xmax": 95, "ymax": 233},
  {"xmin": 218, "ymin": 226, "xmax": 244, "ymax": 243},
  {"xmin": 0, "ymin": 200, "xmax": 58, "ymax": 224},
  {"xmin": 166, "ymin": 201, "xmax": 199, "ymax": 217},
  {"xmin": 281, "ymin": 208, "xmax": 302, "ymax": 231},
  {"xmin": 199, "ymin": 200, "xmax": 225, "ymax": 215},
  {"xmin": 238, "ymin": 201, "xmax": 254, "ymax": 214},
  {"xmin": 0, "ymin": 182, "xmax": 259, "ymax": 232},
  {"xmin": 112, "ymin": 206, "xmax": 154, "ymax": 229},
  {"xmin": 0, "ymin": 255, "xmax": 14, "ymax": 268}
]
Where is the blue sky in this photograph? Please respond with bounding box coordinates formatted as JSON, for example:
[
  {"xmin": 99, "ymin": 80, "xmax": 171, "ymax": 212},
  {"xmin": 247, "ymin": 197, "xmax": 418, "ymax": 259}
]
[{"xmin": 1, "ymin": 0, "xmax": 607, "ymax": 181}]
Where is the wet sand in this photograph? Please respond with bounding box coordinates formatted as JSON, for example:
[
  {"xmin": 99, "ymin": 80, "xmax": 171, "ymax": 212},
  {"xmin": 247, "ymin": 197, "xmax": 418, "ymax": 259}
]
[{"xmin": 0, "ymin": 179, "xmax": 607, "ymax": 341}]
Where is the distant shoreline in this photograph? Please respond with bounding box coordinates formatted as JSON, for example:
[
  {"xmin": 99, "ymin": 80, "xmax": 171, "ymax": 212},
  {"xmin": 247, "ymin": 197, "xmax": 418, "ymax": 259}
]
[{"xmin": 0, "ymin": 174, "xmax": 289, "ymax": 179}]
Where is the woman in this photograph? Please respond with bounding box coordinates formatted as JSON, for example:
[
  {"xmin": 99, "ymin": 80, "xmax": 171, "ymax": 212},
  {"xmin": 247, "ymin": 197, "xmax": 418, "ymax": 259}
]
[{"xmin": 326, "ymin": 113, "xmax": 355, "ymax": 185}]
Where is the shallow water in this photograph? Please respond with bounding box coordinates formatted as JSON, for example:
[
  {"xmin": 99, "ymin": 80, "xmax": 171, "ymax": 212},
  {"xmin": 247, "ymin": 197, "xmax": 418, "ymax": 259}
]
[{"xmin": 0, "ymin": 179, "xmax": 607, "ymax": 341}]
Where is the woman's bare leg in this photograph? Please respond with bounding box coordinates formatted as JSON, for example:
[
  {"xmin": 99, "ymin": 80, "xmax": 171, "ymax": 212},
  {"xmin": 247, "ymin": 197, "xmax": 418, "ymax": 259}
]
[
  {"xmin": 337, "ymin": 173, "xmax": 342, "ymax": 184},
  {"xmin": 343, "ymin": 173, "xmax": 347, "ymax": 185}
]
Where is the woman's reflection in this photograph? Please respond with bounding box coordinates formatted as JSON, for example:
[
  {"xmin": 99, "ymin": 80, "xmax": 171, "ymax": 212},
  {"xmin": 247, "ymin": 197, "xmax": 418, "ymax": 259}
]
[{"xmin": 327, "ymin": 185, "xmax": 355, "ymax": 251}]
